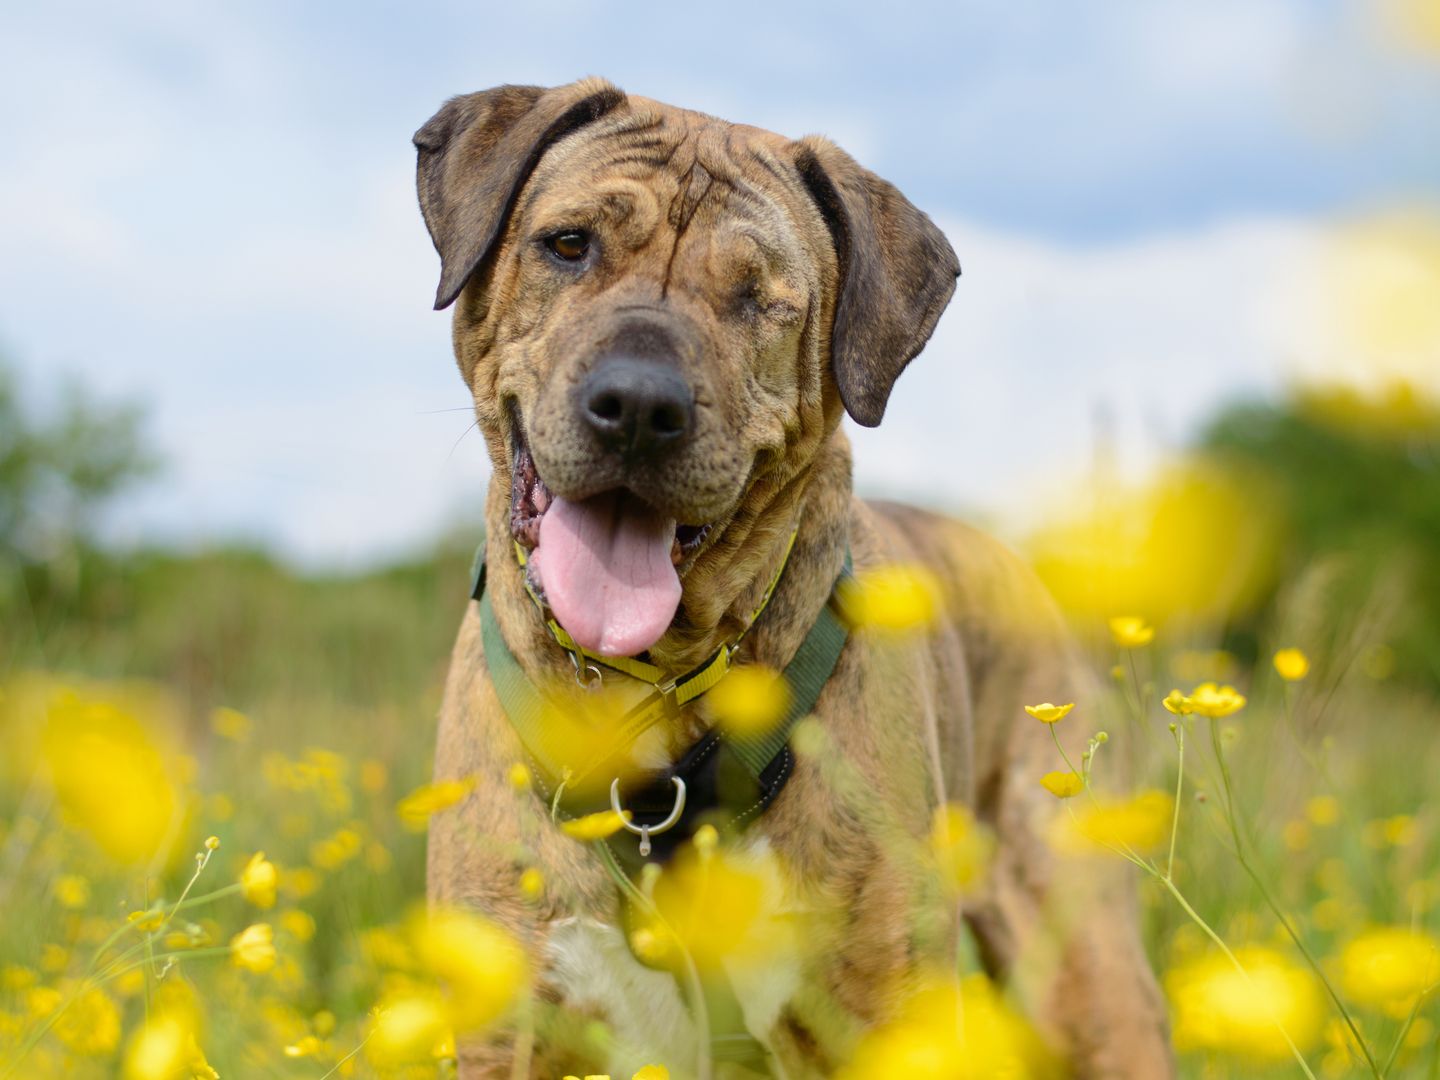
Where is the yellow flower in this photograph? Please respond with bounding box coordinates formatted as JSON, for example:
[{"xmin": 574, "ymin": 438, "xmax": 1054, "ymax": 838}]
[
  {"xmin": 1024, "ymin": 702, "xmax": 1075, "ymax": 724},
  {"xmin": 129, "ymin": 909, "xmax": 165, "ymax": 933},
  {"xmin": 1108, "ymin": 616, "xmax": 1155, "ymax": 648},
  {"xmin": 1, "ymin": 965, "xmax": 37, "ymax": 991},
  {"xmin": 43, "ymin": 695, "xmax": 179, "ymax": 866},
  {"xmin": 507, "ymin": 762, "xmax": 532, "ymax": 792},
  {"xmin": 1186, "ymin": 682, "xmax": 1247, "ymax": 718},
  {"xmin": 279, "ymin": 909, "xmax": 316, "ymax": 943},
  {"xmin": 366, "ymin": 990, "xmax": 451, "ymax": 1067},
  {"xmin": 411, "ymin": 907, "xmax": 527, "ymax": 1032},
  {"xmin": 1162, "ymin": 689, "xmax": 1194, "ymax": 716},
  {"xmin": 53, "ymin": 987, "xmax": 120, "ymax": 1055},
  {"xmin": 396, "ymin": 777, "xmax": 475, "ymax": 832},
  {"xmin": 123, "ymin": 1018, "xmax": 184, "ymax": 1080},
  {"xmin": 1028, "ymin": 458, "xmax": 1279, "ymax": 626},
  {"xmin": 1337, "ymin": 927, "xmax": 1440, "ymax": 1012},
  {"xmin": 561, "ymin": 809, "xmax": 629, "ymax": 841},
  {"xmin": 519, "ymin": 867, "xmax": 544, "ymax": 900},
  {"xmin": 836, "ymin": 563, "xmax": 943, "ymax": 633},
  {"xmin": 284, "ymin": 1035, "xmax": 322, "ymax": 1059},
  {"xmin": 230, "ymin": 923, "xmax": 277, "ymax": 973},
  {"xmin": 209, "ymin": 706, "xmax": 251, "ymax": 742},
  {"xmin": 55, "ymin": 874, "xmax": 90, "ymax": 910},
  {"xmin": 1040, "ymin": 771, "xmax": 1084, "ymax": 799},
  {"xmin": 1306, "ymin": 796, "xmax": 1340, "ymax": 826},
  {"xmin": 838, "ymin": 974, "xmax": 1053, "ymax": 1078},
  {"xmin": 203, "ymin": 835, "xmax": 220, "ymax": 852},
  {"xmin": 707, "ymin": 665, "xmax": 791, "ymax": 737},
  {"xmin": 692, "ymin": 823, "xmax": 719, "ymax": 856},
  {"xmin": 1166, "ymin": 945, "xmax": 1323, "ymax": 1060},
  {"xmin": 647, "ymin": 845, "xmax": 790, "ymax": 975},
  {"xmin": 241, "ymin": 851, "xmax": 278, "ymax": 908},
  {"xmin": 929, "ymin": 804, "xmax": 994, "ymax": 893},
  {"xmin": 1054, "ymin": 790, "xmax": 1174, "ymax": 855},
  {"xmin": 1273, "ymin": 648, "xmax": 1311, "ymax": 681},
  {"xmin": 633, "ymin": 1068, "xmax": 670, "ymax": 1080}
]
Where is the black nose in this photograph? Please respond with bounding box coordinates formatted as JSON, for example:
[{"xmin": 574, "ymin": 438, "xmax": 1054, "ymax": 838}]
[{"xmin": 580, "ymin": 357, "xmax": 694, "ymax": 457}]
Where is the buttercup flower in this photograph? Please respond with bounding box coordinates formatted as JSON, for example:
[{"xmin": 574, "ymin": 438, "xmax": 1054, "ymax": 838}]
[
  {"xmin": 1053, "ymin": 791, "xmax": 1174, "ymax": 854},
  {"xmin": 53, "ymin": 987, "xmax": 120, "ymax": 1055},
  {"xmin": 561, "ymin": 809, "xmax": 629, "ymax": 841},
  {"xmin": 1024, "ymin": 702, "xmax": 1075, "ymax": 724},
  {"xmin": 1162, "ymin": 689, "xmax": 1194, "ymax": 716},
  {"xmin": 1040, "ymin": 771, "xmax": 1084, "ymax": 799},
  {"xmin": 708, "ymin": 665, "xmax": 791, "ymax": 737},
  {"xmin": 366, "ymin": 990, "xmax": 451, "ymax": 1067},
  {"xmin": 1337, "ymin": 927, "xmax": 1440, "ymax": 1012},
  {"xmin": 1273, "ymin": 648, "xmax": 1310, "ymax": 681},
  {"xmin": 396, "ymin": 777, "xmax": 476, "ymax": 832},
  {"xmin": 1108, "ymin": 616, "xmax": 1155, "ymax": 648},
  {"xmin": 412, "ymin": 906, "xmax": 527, "ymax": 1032},
  {"xmin": 838, "ymin": 975, "xmax": 1053, "ymax": 1078},
  {"xmin": 1167, "ymin": 945, "xmax": 1323, "ymax": 1060},
  {"xmin": 55, "ymin": 874, "xmax": 90, "ymax": 910},
  {"xmin": 241, "ymin": 851, "xmax": 278, "ymax": 908},
  {"xmin": 836, "ymin": 563, "xmax": 943, "ymax": 633},
  {"xmin": 1186, "ymin": 682, "xmax": 1247, "ymax": 719},
  {"xmin": 230, "ymin": 923, "xmax": 277, "ymax": 973},
  {"xmin": 122, "ymin": 1012, "xmax": 215, "ymax": 1080}
]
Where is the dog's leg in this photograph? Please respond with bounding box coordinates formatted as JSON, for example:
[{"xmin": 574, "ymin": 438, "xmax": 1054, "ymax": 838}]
[{"xmin": 964, "ymin": 635, "xmax": 1175, "ymax": 1078}]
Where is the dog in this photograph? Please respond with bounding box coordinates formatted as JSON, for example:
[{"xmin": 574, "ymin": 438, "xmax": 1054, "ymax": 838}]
[{"xmin": 417, "ymin": 78, "xmax": 1172, "ymax": 1078}]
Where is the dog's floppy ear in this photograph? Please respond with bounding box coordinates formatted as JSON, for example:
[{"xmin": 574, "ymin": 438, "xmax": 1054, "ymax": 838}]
[
  {"xmin": 414, "ymin": 78, "xmax": 626, "ymax": 311},
  {"xmin": 793, "ymin": 136, "xmax": 960, "ymax": 427}
]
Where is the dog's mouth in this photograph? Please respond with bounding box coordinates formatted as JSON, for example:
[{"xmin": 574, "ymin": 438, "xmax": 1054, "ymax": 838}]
[{"xmin": 508, "ymin": 427, "xmax": 712, "ymax": 657}]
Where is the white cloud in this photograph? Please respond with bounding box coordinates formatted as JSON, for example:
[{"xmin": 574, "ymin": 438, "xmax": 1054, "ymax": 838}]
[{"xmin": 848, "ymin": 215, "xmax": 1325, "ymax": 538}]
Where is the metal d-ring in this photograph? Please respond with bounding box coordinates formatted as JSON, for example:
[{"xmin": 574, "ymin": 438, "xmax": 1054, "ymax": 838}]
[
  {"xmin": 570, "ymin": 650, "xmax": 602, "ymax": 689},
  {"xmin": 609, "ymin": 776, "xmax": 687, "ymax": 858}
]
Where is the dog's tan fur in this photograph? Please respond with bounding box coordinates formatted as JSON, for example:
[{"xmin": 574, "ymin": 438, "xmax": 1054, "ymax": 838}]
[{"xmin": 418, "ymin": 78, "xmax": 1172, "ymax": 1077}]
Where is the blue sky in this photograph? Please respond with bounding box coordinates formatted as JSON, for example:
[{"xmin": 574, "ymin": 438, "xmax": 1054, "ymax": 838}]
[{"xmin": 1, "ymin": 0, "xmax": 1437, "ymax": 563}]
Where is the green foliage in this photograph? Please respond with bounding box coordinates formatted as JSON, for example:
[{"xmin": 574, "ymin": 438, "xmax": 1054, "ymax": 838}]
[
  {"xmin": 1202, "ymin": 395, "xmax": 1440, "ymax": 685},
  {"xmin": 0, "ymin": 358, "xmax": 156, "ymax": 563}
]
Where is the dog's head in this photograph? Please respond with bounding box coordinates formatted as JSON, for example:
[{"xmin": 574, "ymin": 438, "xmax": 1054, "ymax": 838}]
[{"xmin": 415, "ymin": 78, "xmax": 958, "ymax": 657}]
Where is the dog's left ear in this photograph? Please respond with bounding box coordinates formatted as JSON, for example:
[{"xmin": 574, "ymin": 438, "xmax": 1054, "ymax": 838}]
[
  {"xmin": 793, "ymin": 136, "xmax": 960, "ymax": 427},
  {"xmin": 414, "ymin": 78, "xmax": 627, "ymax": 310}
]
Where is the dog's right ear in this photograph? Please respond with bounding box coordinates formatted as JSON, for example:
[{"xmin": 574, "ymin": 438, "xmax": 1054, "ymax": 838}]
[{"xmin": 414, "ymin": 78, "xmax": 626, "ymax": 311}]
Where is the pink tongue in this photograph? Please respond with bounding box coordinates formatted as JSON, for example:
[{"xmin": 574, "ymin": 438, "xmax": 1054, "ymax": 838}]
[{"xmin": 531, "ymin": 491, "xmax": 681, "ymax": 657}]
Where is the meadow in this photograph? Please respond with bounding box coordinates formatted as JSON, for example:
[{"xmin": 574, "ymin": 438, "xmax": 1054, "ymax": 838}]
[{"xmin": 1, "ymin": 370, "xmax": 1438, "ymax": 1078}]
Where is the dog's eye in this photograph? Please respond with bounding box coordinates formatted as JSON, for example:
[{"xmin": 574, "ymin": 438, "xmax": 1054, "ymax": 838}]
[{"xmin": 546, "ymin": 230, "xmax": 590, "ymax": 262}]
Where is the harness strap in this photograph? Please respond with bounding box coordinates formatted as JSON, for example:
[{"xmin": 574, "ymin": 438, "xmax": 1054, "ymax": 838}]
[{"xmin": 472, "ymin": 531, "xmax": 850, "ymax": 1079}]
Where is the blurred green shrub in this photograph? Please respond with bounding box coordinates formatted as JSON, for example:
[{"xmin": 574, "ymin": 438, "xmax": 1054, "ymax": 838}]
[{"xmin": 1203, "ymin": 387, "xmax": 1440, "ymax": 686}]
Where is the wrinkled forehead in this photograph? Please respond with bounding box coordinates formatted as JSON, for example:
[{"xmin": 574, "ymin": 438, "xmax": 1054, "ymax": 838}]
[{"xmin": 517, "ymin": 103, "xmax": 818, "ymax": 264}]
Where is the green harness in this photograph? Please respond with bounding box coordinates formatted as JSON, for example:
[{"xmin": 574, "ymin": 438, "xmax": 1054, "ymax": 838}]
[{"xmin": 469, "ymin": 534, "xmax": 851, "ymax": 1072}]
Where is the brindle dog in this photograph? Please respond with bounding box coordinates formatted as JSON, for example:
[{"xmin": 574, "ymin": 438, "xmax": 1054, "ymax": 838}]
[{"xmin": 417, "ymin": 78, "xmax": 1172, "ymax": 1078}]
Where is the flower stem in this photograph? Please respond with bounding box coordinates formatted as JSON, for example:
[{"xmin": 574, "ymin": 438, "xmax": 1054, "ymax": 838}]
[
  {"xmin": 1166, "ymin": 724, "xmax": 1184, "ymax": 882},
  {"xmin": 1382, "ymin": 981, "xmax": 1437, "ymax": 1077},
  {"xmin": 1048, "ymin": 725, "xmax": 1085, "ymax": 786}
]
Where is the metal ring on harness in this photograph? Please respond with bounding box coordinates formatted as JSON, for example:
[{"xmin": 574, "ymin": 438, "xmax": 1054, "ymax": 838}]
[
  {"xmin": 570, "ymin": 650, "xmax": 603, "ymax": 689},
  {"xmin": 609, "ymin": 776, "xmax": 687, "ymax": 858}
]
